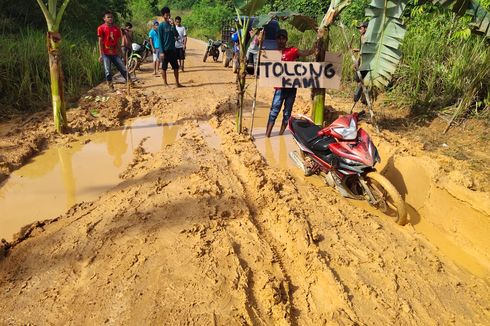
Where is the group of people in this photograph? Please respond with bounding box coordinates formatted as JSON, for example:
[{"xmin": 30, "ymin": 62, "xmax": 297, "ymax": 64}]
[
  {"xmin": 97, "ymin": 7, "xmax": 186, "ymax": 90},
  {"xmin": 97, "ymin": 6, "xmax": 368, "ymax": 138}
]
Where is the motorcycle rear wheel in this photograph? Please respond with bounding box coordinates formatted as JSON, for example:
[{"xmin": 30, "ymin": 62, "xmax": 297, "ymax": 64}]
[
  {"xmin": 203, "ymin": 50, "xmax": 208, "ymax": 62},
  {"xmin": 365, "ymin": 172, "xmax": 407, "ymax": 225}
]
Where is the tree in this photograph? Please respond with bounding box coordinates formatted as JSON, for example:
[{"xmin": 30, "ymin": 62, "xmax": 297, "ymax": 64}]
[
  {"xmin": 35, "ymin": 0, "xmax": 71, "ymax": 134},
  {"xmin": 235, "ymin": 0, "xmax": 267, "ymax": 133},
  {"xmin": 312, "ymin": 0, "xmax": 489, "ymax": 126}
]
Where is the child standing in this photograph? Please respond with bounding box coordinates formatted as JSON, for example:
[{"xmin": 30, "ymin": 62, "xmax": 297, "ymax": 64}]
[
  {"xmin": 121, "ymin": 22, "xmax": 133, "ymax": 65},
  {"xmin": 149, "ymin": 21, "xmax": 161, "ymax": 75},
  {"xmin": 174, "ymin": 16, "xmax": 187, "ymax": 72},
  {"xmin": 266, "ymin": 29, "xmax": 314, "ymax": 137},
  {"xmin": 97, "ymin": 11, "xmax": 130, "ymax": 91}
]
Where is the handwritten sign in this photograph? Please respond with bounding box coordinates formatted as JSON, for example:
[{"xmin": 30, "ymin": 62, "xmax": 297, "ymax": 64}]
[{"xmin": 259, "ymin": 51, "xmax": 342, "ymax": 89}]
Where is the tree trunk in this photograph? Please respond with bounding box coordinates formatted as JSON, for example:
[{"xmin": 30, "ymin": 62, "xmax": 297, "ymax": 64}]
[
  {"xmin": 236, "ymin": 23, "xmax": 249, "ymax": 134},
  {"xmin": 47, "ymin": 31, "xmax": 67, "ymax": 134},
  {"xmin": 311, "ymin": 30, "xmax": 329, "ymax": 125}
]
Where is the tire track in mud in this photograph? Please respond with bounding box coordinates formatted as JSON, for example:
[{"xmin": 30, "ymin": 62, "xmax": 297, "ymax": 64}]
[
  {"xmin": 207, "ymin": 99, "xmax": 490, "ymax": 325},
  {"xmin": 210, "ymin": 103, "xmax": 360, "ymax": 324}
]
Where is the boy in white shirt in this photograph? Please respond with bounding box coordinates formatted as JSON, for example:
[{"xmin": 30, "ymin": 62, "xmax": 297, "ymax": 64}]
[{"xmin": 174, "ymin": 16, "xmax": 187, "ymax": 72}]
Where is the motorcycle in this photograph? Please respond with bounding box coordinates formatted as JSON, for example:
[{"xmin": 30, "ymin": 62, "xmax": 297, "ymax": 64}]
[
  {"xmin": 203, "ymin": 37, "xmax": 226, "ymax": 62},
  {"xmin": 288, "ymin": 111, "xmax": 407, "ymax": 225},
  {"xmin": 127, "ymin": 39, "xmax": 152, "ymax": 74}
]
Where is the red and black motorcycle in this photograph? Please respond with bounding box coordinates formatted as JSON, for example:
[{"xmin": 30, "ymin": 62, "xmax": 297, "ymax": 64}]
[{"xmin": 288, "ymin": 111, "xmax": 407, "ymax": 225}]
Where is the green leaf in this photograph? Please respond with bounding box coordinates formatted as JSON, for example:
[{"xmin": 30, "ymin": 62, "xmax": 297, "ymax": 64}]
[
  {"xmin": 432, "ymin": 0, "xmax": 490, "ymax": 38},
  {"xmin": 238, "ymin": 0, "xmax": 266, "ymax": 16},
  {"xmin": 90, "ymin": 108, "xmax": 99, "ymax": 117},
  {"xmin": 253, "ymin": 14, "xmax": 273, "ymax": 28},
  {"xmin": 288, "ymin": 14, "xmax": 319, "ymax": 32},
  {"xmin": 253, "ymin": 11, "xmax": 318, "ymax": 31},
  {"xmin": 360, "ymin": 0, "xmax": 407, "ymax": 89},
  {"xmin": 466, "ymin": 0, "xmax": 490, "ymax": 37}
]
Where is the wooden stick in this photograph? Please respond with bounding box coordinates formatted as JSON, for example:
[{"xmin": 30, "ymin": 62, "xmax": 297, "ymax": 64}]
[{"xmin": 249, "ymin": 30, "xmax": 264, "ymax": 140}]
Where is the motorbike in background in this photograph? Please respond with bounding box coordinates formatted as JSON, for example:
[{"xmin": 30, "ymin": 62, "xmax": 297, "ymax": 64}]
[
  {"xmin": 127, "ymin": 39, "xmax": 151, "ymax": 74},
  {"xmin": 203, "ymin": 37, "xmax": 226, "ymax": 62},
  {"xmin": 288, "ymin": 111, "xmax": 407, "ymax": 225}
]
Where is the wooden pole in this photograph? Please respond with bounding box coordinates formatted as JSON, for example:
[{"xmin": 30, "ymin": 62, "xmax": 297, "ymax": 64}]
[{"xmin": 249, "ymin": 29, "xmax": 264, "ymax": 140}]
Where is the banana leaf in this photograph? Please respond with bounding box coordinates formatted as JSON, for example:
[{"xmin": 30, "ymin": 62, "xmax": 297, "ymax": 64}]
[
  {"xmin": 253, "ymin": 11, "xmax": 318, "ymax": 31},
  {"xmin": 432, "ymin": 0, "xmax": 490, "ymax": 37},
  {"xmin": 360, "ymin": 0, "xmax": 407, "ymax": 89},
  {"xmin": 237, "ymin": 0, "xmax": 266, "ymax": 16}
]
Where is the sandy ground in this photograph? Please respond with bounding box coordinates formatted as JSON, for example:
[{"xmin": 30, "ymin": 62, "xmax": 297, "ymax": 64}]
[{"xmin": 0, "ymin": 38, "xmax": 489, "ymax": 325}]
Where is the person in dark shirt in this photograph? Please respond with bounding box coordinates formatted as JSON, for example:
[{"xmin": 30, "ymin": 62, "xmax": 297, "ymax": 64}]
[{"xmin": 158, "ymin": 7, "xmax": 183, "ymax": 87}]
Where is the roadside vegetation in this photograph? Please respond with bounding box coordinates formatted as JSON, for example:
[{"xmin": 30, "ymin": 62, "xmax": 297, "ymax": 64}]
[{"xmin": 0, "ymin": 0, "xmax": 488, "ymax": 123}]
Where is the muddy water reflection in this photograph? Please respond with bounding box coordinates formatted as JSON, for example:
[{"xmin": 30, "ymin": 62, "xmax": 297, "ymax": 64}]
[{"xmin": 0, "ymin": 117, "xmax": 179, "ymax": 241}]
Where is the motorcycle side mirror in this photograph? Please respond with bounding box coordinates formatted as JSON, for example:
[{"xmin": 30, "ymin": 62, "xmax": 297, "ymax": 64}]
[{"xmin": 356, "ymin": 110, "xmax": 366, "ymax": 120}]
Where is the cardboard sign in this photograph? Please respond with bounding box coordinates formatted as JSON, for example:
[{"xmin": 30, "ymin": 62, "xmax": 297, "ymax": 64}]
[{"xmin": 259, "ymin": 51, "xmax": 342, "ymax": 89}]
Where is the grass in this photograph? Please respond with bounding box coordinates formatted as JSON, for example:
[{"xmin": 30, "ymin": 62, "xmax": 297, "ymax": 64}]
[
  {"xmin": 0, "ymin": 28, "xmax": 103, "ymax": 117},
  {"xmin": 388, "ymin": 11, "xmax": 490, "ymax": 120}
]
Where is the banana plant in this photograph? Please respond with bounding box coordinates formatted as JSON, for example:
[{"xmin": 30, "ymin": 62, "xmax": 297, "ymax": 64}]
[
  {"xmin": 360, "ymin": 0, "xmax": 489, "ymax": 89},
  {"xmin": 234, "ymin": 0, "xmax": 267, "ymax": 133},
  {"xmin": 35, "ymin": 0, "xmax": 71, "ymax": 134},
  {"xmin": 312, "ymin": 0, "xmax": 353, "ymax": 125}
]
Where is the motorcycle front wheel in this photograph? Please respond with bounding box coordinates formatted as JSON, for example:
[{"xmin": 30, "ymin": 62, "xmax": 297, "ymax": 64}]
[
  {"xmin": 203, "ymin": 49, "xmax": 209, "ymax": 62},
  {"xmin": 127, "ymin": 57, "xmax": 138, "ymax": 74},
  {"xmin": 365, "ymin": 172, "xmax": 407, "ymax": 225}
]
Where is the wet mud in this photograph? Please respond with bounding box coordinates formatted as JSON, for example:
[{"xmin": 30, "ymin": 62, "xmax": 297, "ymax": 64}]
[{"xmin": 0, "ymin": 38, "xmax": 489, "ymax": 325}]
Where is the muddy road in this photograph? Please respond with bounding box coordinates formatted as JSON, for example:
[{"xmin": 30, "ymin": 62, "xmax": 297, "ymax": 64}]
[{"xmin": 0, "ymin": 39, "xmax": 489, "ymax": 325}]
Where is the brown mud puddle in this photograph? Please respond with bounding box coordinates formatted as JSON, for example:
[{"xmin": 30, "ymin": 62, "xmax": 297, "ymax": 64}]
[
  {"xmin": 245, "ymin": 103, "xmax": 490, "ymax": 280},
  {"xmin": 0, "ymin": 117, "xmax": 181, "ymax": 241}
]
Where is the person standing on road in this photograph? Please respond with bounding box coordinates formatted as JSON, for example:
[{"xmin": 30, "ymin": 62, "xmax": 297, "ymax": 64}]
[
  {"xmin": 174, "ymin": 16, "xmax": 187, "ymax": 72},
  {"xmin": 266, "ymin": 29, "xmax": 314, "ymax": 137},
  {"xmin": 353, "ymin": 21, "xmax": 368, "ymax": 105},
  {"xmin": 149, "ymin": 21, "xmax": 161, "ymax": 76},
  {"xmin": 97, "ymin": 11, "xmax": 130, "ymax": 91},
  {"xmin": 121, "ymin": 22, "xmax": 133, "ymax": 65},
  {"xmin": 158, "ymin": 7, "xmax": 183, "ymax": 87}
]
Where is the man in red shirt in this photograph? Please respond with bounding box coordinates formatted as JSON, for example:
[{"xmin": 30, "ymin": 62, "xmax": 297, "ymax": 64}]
[
  {"xmin": 266, "ymin": 29, "xmax": 314, "ymax": 137},
  {"xmin": 97, "ymin": 11, "xmax": 130, "ymax": 91}
]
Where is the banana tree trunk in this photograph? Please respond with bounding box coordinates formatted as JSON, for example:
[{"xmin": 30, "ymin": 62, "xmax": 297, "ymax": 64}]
[
  {"xmin": 236, "ymin": 17, "xmax": 250, "ymax": 134},
  {"xmin": 237, "ymin": 53, "xmax": 247, "ymax": 133},
  {"xmin": 312, "ymin": 31, "xmax": 329, "ymax": 125},
  {"xmin": 47, "ymin": 31, "xmax": 67, "ymax": 133}
]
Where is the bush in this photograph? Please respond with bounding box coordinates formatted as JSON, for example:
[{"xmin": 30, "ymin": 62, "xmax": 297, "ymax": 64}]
[{"xmin": 184, "ymin": 0, "xmax": 233, "ymax": 40}]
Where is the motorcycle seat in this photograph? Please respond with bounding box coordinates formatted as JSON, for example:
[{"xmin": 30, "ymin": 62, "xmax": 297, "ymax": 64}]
[{"xmin": 292, "ymin": 119, "xmax": 335, "ymax": 152}]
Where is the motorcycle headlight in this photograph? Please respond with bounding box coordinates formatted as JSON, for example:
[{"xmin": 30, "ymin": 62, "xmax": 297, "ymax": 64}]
[
  {"xmin": 333, "ymin": 118, "xmax": 357, "ymax": 140},
  {"xmin": 342, "ymin": 158, "xmax": 362, "ymax": 165}
]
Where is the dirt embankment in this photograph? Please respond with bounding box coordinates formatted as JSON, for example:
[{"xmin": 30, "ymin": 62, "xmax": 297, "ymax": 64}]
[{"xmin": 0, "ymin": 38, "xmax": 489, "ymax": 324}]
